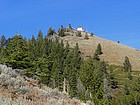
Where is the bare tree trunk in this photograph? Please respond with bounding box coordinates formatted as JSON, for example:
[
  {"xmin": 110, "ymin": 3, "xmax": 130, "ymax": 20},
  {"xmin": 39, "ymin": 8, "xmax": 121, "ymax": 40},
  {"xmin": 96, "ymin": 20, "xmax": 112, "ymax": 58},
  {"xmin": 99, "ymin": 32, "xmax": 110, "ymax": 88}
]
[{"xmin": 63, "ymin": 78, "xmax": 66, "ymax": 93}]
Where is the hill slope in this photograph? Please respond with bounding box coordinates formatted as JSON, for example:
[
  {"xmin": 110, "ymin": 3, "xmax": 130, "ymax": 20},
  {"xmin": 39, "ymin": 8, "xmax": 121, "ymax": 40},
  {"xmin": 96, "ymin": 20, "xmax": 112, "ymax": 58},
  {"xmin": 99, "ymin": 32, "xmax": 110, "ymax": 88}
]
[
  {"xmin": 61, "ymin": 31, "xmax": 140, "ymax": 71},
  {"xmin": 0, "ymin": 65, "xmax": 83, "ymax": 105}
]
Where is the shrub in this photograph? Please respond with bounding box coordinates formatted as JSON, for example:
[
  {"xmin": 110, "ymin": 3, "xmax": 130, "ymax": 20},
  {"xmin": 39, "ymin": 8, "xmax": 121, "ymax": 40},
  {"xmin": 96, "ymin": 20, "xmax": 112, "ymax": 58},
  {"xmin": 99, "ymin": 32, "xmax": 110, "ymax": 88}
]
[
  {"xmin": 0, "ymin": 64, "xmax": 26, "ymax": 88},
  {"xmin": 77, "ymin": 31, "xmax": 82, "ymax": 37},
  {"xmin": 0, "ymin": 73, "xmax": 10, "ymax": 86},
  {"xmin": 91, "ymin": 33, "xmax": 94, "ymax": 36}
]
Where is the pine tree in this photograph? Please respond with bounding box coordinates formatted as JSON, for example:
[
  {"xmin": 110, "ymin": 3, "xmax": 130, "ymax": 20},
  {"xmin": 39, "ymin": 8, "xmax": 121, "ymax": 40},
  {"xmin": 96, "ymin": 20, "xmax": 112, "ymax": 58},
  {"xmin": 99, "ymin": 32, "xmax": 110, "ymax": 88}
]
[
  {"xmin": 63, "ymin": 43, "xmax": 81, "ymax": 97},
  {"xmin": 0, "ymin": 35, "xmax": 6, "ymax": 48},
  {"xmin": 124, "ymin": 81, "xmax": 130, "ymax": 95},
  {"xmin": 108, "ymin": 66, "xmax": 118, "ymax": 89},
  {"xmin": 73, "ymin": 43, "xmax": 81, "ymax": 71},
  {"xmin": 35, "ymin": 30, "xmax": 46, "ymax": 57},
  {"xmin": 93, "ymin": 43, "xmax": 103, "ymax": 61},
  {"xmin": 1, "ymin": 35, "xmax": 28, "ymax": 68},
  {"xmin": 35, "ymin": 56, "xmax": 50, "ymax": 84},
  {"xmin": 128, "ymin": 71, "xmax": 132, "ymax": 80},
  {"xmin": 26, "ymin": 39, "xmax": 34, "ymax": 64},
  {"xmin": 96, "ymin": 43, "xmax": 103, "ymax": 55},
  {"xmin": 69, "ymin": 67, "xmax": 78, "ymax": 97},
  {"xmin": 132, "ymin": 75, "xmax": 140, "ymax": 92},
  {"xmin": 58, "ymin": 27, "xmax": 65, "ymax": 37},
  {"xmin": 93, "ymin": 52, "xmax": 100, "ymax": 61},
  {"xmin": 77, "ymin": 31, "xmax": 82, "ymax": 37},
  {"xmin": 80, "ymin": 58, "xmax": 104, "ymax": 103},
  {"xmin": 37, "ymin": 30, "xmax": 43, "ymax": 39},
  {"xmin": 47, "ymin": 27, "xmax": 55, "ymax": 36},
  {"xmin": 31, "ymin": 35, "xmax": 36, "ymax": 44},
  {"xmin": 63, "ymin": 42, "xmax": 70, "ymax": 65},
  {"xmin": 99, "ymin": 61, "xmax": 110, "ymax": 98},
  {"xmin": 100, "ymin": 61, "xmax": 107, "ymax": 73},
  {"xmin": 123, "ymin": 56, "xmax": 132, "ymax": 72}
]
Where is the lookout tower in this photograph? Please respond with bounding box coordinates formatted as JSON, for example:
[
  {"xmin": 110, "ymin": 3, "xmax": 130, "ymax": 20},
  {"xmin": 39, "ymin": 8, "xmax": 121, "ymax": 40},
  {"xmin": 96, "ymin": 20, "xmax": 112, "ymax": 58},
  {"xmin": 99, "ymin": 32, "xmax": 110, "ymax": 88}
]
[{"xmin": 77, "ymin": 26, "xmax": 84, "ymax": 32}]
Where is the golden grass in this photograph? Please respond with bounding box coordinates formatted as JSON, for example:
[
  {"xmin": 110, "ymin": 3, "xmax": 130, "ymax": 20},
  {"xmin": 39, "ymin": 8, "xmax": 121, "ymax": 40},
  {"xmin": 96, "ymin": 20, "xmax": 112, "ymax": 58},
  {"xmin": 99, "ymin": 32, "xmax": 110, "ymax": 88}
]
[{"xmin": 62, "ymin": 32, "xmax": 140, "ymax": 71}]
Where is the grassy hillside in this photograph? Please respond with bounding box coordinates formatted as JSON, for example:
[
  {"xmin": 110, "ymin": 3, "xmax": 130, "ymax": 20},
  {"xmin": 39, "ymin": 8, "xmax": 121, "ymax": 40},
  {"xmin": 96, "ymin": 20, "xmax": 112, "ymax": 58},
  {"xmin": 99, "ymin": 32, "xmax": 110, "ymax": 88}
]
[{"xmin": 61, "ymin": 31, "xmax": 140, "ymax": 71}]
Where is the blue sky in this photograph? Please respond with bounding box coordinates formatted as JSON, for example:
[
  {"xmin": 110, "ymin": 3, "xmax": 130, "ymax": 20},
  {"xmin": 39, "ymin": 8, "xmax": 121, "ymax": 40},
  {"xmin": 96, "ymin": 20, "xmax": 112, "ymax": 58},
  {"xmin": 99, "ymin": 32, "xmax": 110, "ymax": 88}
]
[{"xmin": 0, "ymin": 0, "xmax": 140, "ymax": 49}]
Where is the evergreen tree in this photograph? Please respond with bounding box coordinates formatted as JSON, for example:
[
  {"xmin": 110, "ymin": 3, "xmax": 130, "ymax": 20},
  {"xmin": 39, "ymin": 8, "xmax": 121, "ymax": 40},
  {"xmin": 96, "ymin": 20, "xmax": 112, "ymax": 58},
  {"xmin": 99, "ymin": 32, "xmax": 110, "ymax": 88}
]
[
  {"xmin": 93, "ymin": 43, "xmax": 103, "ymax": 61},
  {"xmin": 36, "ymin": 56, "xmax": 50, "ymax": 84},
  {"xmin": 80, "ymin": 58, "xmax": 104, "ymax": 103},
  {"xmin": 35, "ymin": 30, "xmax": 46, "ymax": 57},
  {"xmin": 100, "ymin": 61, "xmax": 107, "ymax": 73},
  {"xmin": 63, "ymin": 43, "xmax": 82, "ymax": 97},
  {"xmin": 91, "ymin": 33, "xmax": 94, "ymax": 36},
  {"xmin": 26, "ymin": 39, "xmax": 35, "ymax": 64},
  {"xmin": 96, "ymin": 43, "xmax": 103, "ymax": 55},
  {"xmin": 0, "ymin": 35, "xmax": 6, "ymax": 48},
  {"xmin": 93, "ymin": 52, "xmax": 100, "ymax": 61},
  {"xmin": 37, "ymin": 30, "xmax": 43, "ymax": 39},
  {"xmin": 77, "ymin": 31, "xmax": 82, "ymax": 37},
  {"xmin": 124, "ymin": 81, "xmax": 130, "ymax": 95},
  {"xmin": 1, "ymin": 35, "xmax": 28, "ymax": 68},
  {"xmin": 47, "ymin": 27, "xmax": 55, "ymax": 36},
  {"xmin": 31, "ymin": 35, "xmax": 36, "ymax": 44},
  {"xmin": 58, "ymin": 27, "xmax": 65, "ymax": 37},
  {"xmin": 63, "ymin": 41, "xmax": 70, "ymax": 61},
  {"xmin": 108, "ymin": 66, "xmax": 118, "ymax": 89},
  {"xmin": 128, "ymin": 71, "xmax": 132, "ymax": 80},
  {"xmin": 100, "ymin": 61, "xmax": 110, "ymax": 98},
  {"xmin": 132, "ymin": 75, "xmax": 140, "ymax": 92},
  {"xmin": 123, "ymin": 56, "xmax": 132, "ymax": 72},
  {"xmin": 73, "ymin": 43, "xmax": 81, "ymax": 71},
  {"xmin": 69, "ymin": 67, "xmax": 78, "ymax": 97}
]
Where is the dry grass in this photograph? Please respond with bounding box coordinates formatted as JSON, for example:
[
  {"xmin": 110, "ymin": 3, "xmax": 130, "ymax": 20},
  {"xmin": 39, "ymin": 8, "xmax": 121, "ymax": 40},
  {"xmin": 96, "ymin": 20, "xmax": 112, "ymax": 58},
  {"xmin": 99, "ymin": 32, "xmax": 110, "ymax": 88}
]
[
  {"xmin": 0, "ymin": 65, "xmax": 84, "ymax": 105},
  {"xmin": 62, "ymin": 31, "xmax": 140, "ymax": 71}
]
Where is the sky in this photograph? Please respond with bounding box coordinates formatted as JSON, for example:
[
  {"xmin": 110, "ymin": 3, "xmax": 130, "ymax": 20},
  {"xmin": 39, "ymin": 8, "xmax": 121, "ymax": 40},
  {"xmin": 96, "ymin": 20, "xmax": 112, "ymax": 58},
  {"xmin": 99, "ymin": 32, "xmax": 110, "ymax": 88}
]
[{"xmin": 0, "ymin": 0, "xmax": 140, "ymax": 49}]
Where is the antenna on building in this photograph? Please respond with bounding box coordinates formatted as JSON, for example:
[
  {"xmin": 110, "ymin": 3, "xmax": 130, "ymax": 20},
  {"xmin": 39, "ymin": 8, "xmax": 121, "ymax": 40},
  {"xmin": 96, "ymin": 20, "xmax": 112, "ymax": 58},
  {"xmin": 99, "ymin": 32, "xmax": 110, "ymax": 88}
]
[
  {"xmin": 16, "ymin": 29, "xmax": 20, "ymax": 35},
  {"xmin": 68, "ymin": 21, "xmax": 72, "ymax": 29}
]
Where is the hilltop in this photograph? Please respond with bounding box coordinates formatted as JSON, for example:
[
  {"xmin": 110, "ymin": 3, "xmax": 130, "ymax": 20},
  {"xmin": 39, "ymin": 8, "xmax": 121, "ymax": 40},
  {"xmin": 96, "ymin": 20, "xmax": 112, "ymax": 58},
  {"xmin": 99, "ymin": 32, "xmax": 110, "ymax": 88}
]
[{"xmin": 56, "ymin": 27, "xmax": 140, "ymax": 71}]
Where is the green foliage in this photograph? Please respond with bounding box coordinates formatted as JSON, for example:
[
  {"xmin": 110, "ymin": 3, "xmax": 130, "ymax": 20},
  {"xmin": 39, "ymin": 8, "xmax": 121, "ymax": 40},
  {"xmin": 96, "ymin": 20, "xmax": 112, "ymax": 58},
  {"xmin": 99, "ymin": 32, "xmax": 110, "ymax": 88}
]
[
  {"xmin": 1, "ymin": 35, "xmax": 29, "ymax": 69},
  {"xmin": 123, "ymin": 56, "xmax": 132, "ymax": 72},
  {"xmin": 91, "ymin": 32, "xmax": 94, "ymax": 36},
  {"xmin": 58, "ymin": 26, "xmax": 65, "ymax": 37},
  {"xmin": 77, "ymin": 31, "xmax": 82, "ymax": 37},
  {"xmin": 93, "ymin": 52, "xmax": 100, "ymax": 61},
  {"xmin": 0, "ymin": 35, "xmax": 6, "ymax": 48},
  {"xmin": 1, "ymin": 30, "xmax": 140, "ymax": 104},
  {"xmin": 80, "ymin": 57, "xmax": 104, "ymax": 103},
  {"xmin": 63, "ymin": 42, "xmax": 82, "ymax": 97},
  {"xmin": 96, "ymin": 43, "xmax": 103, "ymax": 55},
  {"xmin": 124, "ymin": 81, "xmax": 130, "ymax": 95},
  {"xmin": 127, "ymin": 71, "xmax": 132, "ymax": 80},
  {"xmin": 93, "ymin": 43, "xmax": 103, "ymax": 61},
  {"xmin": 132, "ymin": 75, "xmax": 140, "ymax": 92},
  {"xmin": 47, "ymin": 27, "xmax": 55, "ymax": 36},
  {"xmin": 108, "ymin": 66, "xmax": 118, "ymax": 89}
]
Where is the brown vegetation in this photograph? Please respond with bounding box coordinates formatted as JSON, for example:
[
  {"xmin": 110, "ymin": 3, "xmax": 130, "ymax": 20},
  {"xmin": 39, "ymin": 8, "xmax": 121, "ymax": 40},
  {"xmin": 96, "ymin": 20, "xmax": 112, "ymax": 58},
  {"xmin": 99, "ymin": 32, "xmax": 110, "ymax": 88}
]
[{"xmin": 62, "ymin": 32, "xmax": 140, "ymax": 71}]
